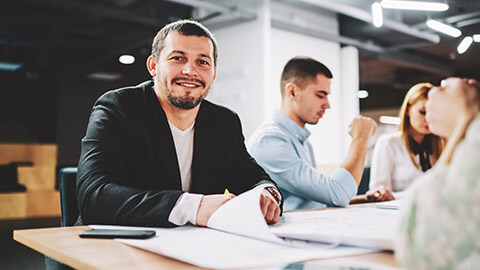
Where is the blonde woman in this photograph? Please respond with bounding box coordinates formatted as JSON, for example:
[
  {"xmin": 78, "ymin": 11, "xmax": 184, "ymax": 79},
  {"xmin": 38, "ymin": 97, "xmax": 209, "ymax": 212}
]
[
  {"xmin": 369, "ymin": 83, "xmax": 445, "ymax": 199},
  {"xmin": 396, "ymin": 77, "xmax": 480, "ymax": 269}
]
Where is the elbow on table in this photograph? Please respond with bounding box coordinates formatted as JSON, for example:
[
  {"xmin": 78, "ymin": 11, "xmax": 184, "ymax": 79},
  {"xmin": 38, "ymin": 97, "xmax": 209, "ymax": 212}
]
[
  {"xmin": 329, "ymin": 189, "xmax": 355, "ymax": 207},
  {"xmin": 331, "ymin": 197, "xmax": 350, "ymax": 207}
]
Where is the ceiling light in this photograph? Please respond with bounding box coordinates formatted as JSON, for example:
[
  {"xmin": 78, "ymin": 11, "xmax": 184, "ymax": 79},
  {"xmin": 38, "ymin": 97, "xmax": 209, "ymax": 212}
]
[
  {"xmin": 457, "ymin": 36, "xmax": 473, "ymax": 54},
  {"xmin": 426, "ymin": 19, "xmax": 461, "ymax": 38},
  {"xmin": 0, "ymin": 62, "xmax": 23, "ymax": 71},
  {"xmin": 379, "ymin": 116, "xmax": 401, "ymax": 125},
  {"xmin": 119, "ymin": 54, "xmax": 135, "ymax": 65},
  {"xmin": 87, "ymin": 72, "xmax": 122, "ymax": 81},
  {"xmin": 473, "ymin": 34, "xmax": 480, "ymax": 42},
  {"xmin": 371, "ymin": 2, "xmax": 383, "ymax": 28},
  {"xmin": 358, "ymin": 90, "xmax": 369, "ymax": 99},
  {"xmin": 381, "ymin": 0, "xmax": 449, "ymax": 11}
]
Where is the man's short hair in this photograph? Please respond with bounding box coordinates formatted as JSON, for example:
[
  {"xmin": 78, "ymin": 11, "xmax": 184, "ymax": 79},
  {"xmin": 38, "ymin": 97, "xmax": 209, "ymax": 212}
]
[
  {"xmin": 151, "ymin": 19, "xmax": 218, "ymax": 67},
  {"xmin": 280, "ymin": 56, "xmax": 333, "ymax": 96}
]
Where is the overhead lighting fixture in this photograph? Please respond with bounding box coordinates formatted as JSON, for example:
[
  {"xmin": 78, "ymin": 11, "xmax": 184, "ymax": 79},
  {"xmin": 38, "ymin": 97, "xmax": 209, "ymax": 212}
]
[
  {"xmin": 371, "ymin": 2, "xmax": 383, "ymax": 28},
  {"xmin": 473, "ymin": 34, "xmax": 480, "ymax": 42},
  {"xmin": 426, "ymin": 19, "xmax": 461, "ymax": 38},
  {"xmin": 358, "ymin": 90, "xmax": 369, "ymax": 99},
  {"xmin": 379, "ymin": 116, "xmax": 401, "ymax": 125},
  {"xmin": 457, "ymin": 36, "xmax": 473, "ymax": 54},
  {"xmin": 0, "ymin": 62, "xmax": 23, "ymax": 71},
  {"xmin": 87, "ymin": 72, "xmax": 122, "ymax": 81},
  {"xmin": 381, "ymin": 0, "xmax": 449, "ymax": 11},
  {"xmin": 119, "ymin": 54, "xmax": 135, "ymax": 65}
]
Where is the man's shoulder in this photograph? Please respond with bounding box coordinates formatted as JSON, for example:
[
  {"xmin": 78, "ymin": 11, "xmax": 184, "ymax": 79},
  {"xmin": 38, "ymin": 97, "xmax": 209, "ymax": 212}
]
[
  {"xmin": 200, "ymin": 99, "xmax": 238, "ymax": 120},
  {"xmin": 100, "ymin": 81, "xmax": 152, "ymax": 101},
  {"xmin": 257, "ymin": 116, "xmax": 290, "ymax": 137},
  {"xmin": 249, "ymin": 120, "xmax": 290, "ymax": 147}
]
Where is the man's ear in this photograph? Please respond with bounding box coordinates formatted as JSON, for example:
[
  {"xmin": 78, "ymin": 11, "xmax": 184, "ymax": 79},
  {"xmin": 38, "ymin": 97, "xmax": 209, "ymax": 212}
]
[
  {"xmin": 285, "ymin": 82, "xmax": 297, "ymax": 99},
  {"xmin": 146, "ymin": 55, "xmax": 156, "ymax": 77}
]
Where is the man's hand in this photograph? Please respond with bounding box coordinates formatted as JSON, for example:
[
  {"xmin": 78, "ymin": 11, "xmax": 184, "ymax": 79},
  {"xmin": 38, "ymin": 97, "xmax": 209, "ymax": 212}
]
[
  {"xmin": 348, "ymin": 116, "xmax": 376, "ymax": 141},
  {"xmin": 260, "ymin": 189, "xmax": 280, "ymax": 225},
  {"xmin": 196, "ymin": 194, "xmax": 235, "ymax": 227},
  {"xmin": 365, "ymin": 186, "xmax": 395, "ymax": 202}
]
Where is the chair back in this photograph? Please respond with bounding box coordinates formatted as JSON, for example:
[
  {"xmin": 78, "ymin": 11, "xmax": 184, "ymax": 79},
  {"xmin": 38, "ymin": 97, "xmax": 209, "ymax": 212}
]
[
  {"xmin": 59, "ymin": 167, "xmax": 78, "ymax": 227},
  {"xmin": 357, "ymin": 165, "xmax": 371, "ymax": 195}
]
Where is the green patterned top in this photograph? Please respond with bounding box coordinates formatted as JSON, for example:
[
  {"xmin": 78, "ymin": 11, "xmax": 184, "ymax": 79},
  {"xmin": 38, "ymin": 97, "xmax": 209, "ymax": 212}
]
[{"xmin": 396, "ymin": 114, "xmax": 480, "ymax": 270}]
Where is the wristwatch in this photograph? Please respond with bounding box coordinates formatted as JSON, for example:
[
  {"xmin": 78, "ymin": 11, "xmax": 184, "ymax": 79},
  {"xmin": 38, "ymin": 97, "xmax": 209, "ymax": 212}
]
[{"xmin": 265, "ymin": 186, "xmax": 282, "ymax": 205}]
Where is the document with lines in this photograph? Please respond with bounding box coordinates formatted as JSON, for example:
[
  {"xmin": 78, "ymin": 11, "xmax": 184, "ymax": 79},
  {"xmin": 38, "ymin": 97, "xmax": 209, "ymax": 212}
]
[
  {"xmin": 270, "ymin": 207, "xmax": 400, "ymax": 250},
  {"xmin": 91, "ymin": 188, "xmax": 376, "ymax": 269}
]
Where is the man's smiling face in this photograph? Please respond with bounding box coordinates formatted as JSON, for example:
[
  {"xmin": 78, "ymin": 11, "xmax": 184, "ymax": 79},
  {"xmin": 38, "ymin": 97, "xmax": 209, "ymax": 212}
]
[{"xmin": 153, "ymin": 31, "xmax": 216, "ymax": 109}]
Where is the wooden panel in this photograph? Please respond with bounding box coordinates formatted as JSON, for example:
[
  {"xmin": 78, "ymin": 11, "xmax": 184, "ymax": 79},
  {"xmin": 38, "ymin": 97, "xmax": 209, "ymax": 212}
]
[
  {"xmin": 0, "ymin": 144, "xmax": 57, "ymax": 165},
  {"xmin": 0, "ymin": 191, "xmax": 60, "ymax": 219},
  {"xmin": 18, "ymin": 167, "xmax": 56, "ymax": 190},
  {"xmin": 26, "ymin": 191, "xmax": 60, "ymax": 218},
  {"xmin": 0, "ymin": 193, "xmax": 27, "ymax": 219},
  {"xmin": 0, "ymin": 144, "xmax": 59, "ymax": 219}
]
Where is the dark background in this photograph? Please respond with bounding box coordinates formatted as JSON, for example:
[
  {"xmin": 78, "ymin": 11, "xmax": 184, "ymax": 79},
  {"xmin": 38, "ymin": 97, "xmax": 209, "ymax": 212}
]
[{"xmin": 1, "ymin": 0, "xmax": 479, "ymax": 168}]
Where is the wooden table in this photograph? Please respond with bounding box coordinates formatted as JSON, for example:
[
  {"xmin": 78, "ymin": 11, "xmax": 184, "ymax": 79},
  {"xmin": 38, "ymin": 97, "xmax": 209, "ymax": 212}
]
[{"xmin": 14, "ymin": 225, "xmax": 400, "ymax": 269}]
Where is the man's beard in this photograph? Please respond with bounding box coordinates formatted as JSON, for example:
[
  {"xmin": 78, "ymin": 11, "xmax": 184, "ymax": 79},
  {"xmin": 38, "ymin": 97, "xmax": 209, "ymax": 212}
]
[
  {"xmin": 167, "ymin": 93, "xmax": 204, "ymax": 110},
  {"xmin": 158, "ymin": 76, "xmax": 210, "ymax": 110}
]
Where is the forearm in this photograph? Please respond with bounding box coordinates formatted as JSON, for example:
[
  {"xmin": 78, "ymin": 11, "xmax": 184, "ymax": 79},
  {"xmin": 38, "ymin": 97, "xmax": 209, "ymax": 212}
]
[
  {"xmin": 340, "ymin": 137, "xmax": 369, "ymax": 185},
  {"xmin": 349, "ymin": 194, "xmax": 368, "ymax": 204},
  {"xmin": 281, "ymin": 166, "xmax": 357, "ymax": 207},
  {"xmin": 78, "ymin": 178, "xmax": 183, "ymax": 227}
]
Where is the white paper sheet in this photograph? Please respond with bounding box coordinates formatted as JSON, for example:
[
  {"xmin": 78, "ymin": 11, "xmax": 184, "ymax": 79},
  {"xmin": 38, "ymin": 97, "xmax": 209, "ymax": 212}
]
[
  {"xmin": 207, "ymin": 187, "xmax": 285, "ymax": 244},
  {"xmin": 113, "ymin": 225, "xmax": 373, "ymax": 269},
  {"xmin": 270, "ymin": 207, "xmax": 400, "ymax": 250},
  {"xmin": 88, "ymin": 189, "xmax": 378, "ymax": 269}
]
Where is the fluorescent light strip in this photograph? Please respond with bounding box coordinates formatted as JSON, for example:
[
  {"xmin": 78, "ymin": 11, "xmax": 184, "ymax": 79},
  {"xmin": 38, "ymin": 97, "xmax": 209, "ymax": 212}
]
[
  {"xmin": 473, "ymin": 34, "xmax": 480, "ymax": 42},
  {"xmin": 87, "ymin": 72, "xmax": 122, "ymax": 81},
  {"xmin": 379, "ymin": 116, "xmax": 401, "ymax": 125},
  {"xmin": 372, "ymin": 2, "xmax": 383, "ymax": 28},
  {"xmin": 426, "ymin": 19, "xmax": 461, "ymax": 38},
  {"xmin": 381, "ymin": 0, "xmax": 449, "ymax": 11},
  {"xmin": 0, "ymin": 62, "xmax": 23, "ymax": 71},
  {"xmin": 457, "ymin": 36, "xmax": 473, "ymax": 54}
]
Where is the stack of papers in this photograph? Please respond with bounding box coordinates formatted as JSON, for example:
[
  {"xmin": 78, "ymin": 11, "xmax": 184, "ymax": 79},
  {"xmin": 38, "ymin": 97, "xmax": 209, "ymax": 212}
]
[
  {"xmin": 271, "ymin": 207, "xmax": 400, "ymax": 250},
  {"xmin": 91, "ymin": 188, "xmax": 399, "ymax": 269}
]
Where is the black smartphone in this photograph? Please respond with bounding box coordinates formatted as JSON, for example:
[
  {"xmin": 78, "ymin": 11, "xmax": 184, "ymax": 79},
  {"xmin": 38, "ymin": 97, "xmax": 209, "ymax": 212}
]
[{"xmin": 79, "ymin": 229, "xmax": 156, "ymax": 239}]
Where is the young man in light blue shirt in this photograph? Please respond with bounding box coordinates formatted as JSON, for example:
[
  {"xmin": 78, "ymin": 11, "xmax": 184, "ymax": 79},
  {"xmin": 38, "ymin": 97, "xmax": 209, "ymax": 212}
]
[{"xmin": 248, "ymin": 56, "xmax": 391, "ymax": 211}]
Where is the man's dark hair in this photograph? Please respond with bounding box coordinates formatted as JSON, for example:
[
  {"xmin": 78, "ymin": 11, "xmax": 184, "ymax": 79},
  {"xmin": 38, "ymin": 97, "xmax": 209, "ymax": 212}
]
[
  {"xmin": 280, "ymin": 56, "xmax": 333, "ymax": 96},
  {"xmin": 151, "ymin": 19, "xmax": 218, "ymax": 67}
]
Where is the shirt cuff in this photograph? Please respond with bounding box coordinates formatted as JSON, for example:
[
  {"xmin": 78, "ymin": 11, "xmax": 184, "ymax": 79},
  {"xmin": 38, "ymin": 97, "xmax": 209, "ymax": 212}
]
[
  {"xmin": 332, "ymin": 167, "xmax": 358, "ymax": 197},
  {"xmin": 168, "ymin": 192, "xmax": 203, "ymax": 226}
]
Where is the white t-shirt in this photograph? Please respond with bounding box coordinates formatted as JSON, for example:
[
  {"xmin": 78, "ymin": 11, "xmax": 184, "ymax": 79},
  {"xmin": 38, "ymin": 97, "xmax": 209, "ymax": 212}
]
[
  {"xmin": 369, "ymin": 131, "xmax": 423, "ymax": 193},
  {"xmin": 168, "ymin": 121, "xmax": 194, "ymax": 191},
  {"xmin": 167, "ymin": 121, "xmax": 203, "ymax": 226}
]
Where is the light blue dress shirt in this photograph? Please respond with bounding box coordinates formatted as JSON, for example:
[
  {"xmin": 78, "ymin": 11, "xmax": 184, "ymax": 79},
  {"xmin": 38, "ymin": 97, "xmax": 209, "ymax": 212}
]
[{"xmin": 248, "ymin": 111, "xmax": 357, "ymax": 211}]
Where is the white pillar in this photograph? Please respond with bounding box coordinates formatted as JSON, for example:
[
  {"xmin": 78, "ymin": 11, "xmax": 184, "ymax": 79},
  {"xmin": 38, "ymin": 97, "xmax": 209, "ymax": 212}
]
[
  {"xmin": 339, "ymin": 45, "xmax": 360, "ymax": 156},
  {"xmin": 207, "ymin": 0, "xmax": 271, "ymax": 139}
]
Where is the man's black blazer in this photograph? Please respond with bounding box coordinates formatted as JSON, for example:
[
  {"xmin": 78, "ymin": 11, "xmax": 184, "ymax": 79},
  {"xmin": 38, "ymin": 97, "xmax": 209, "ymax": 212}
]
[{"xmin": 77, "ymin": 81, "xmax": 276, "ymax": 227}]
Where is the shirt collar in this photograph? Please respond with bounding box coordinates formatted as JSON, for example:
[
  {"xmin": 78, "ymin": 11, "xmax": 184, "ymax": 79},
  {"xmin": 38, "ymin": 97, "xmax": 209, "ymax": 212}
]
[{"xmin": 273, "ymin": 111, "xmax": 311, "ymax": 143}]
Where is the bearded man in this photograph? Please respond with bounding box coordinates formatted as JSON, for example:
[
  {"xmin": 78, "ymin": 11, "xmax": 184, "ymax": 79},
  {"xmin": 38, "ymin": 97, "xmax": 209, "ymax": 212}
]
[{"xmin": 76, "ymin": 20, "xmax": 282, "ymax": 228}]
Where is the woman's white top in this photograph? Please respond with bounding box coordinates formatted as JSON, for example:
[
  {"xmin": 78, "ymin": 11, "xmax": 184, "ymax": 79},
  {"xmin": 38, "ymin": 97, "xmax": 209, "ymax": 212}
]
[{"xmin": 369, "ymin": 131, "xmax": 422, "ymax": 193}]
